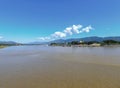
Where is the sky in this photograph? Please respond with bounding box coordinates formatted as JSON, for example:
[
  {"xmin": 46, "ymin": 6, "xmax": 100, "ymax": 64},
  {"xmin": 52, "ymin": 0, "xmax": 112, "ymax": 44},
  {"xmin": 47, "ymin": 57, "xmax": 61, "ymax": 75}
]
[{"xmin": 0, "ymin": 0, "xmax": 120, "ymax": 43}]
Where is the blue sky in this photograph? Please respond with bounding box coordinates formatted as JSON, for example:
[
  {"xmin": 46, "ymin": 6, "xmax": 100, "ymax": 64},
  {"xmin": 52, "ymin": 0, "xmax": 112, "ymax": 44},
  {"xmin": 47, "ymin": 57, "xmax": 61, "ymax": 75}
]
[{"xmin": 0, "ymin": 0, "xmax": 120, "ymax": 43}]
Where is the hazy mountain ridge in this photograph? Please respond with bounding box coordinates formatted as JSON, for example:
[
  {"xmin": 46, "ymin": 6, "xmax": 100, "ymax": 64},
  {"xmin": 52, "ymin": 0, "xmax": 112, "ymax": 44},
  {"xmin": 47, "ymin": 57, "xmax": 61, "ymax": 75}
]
[
  {"xmin": 51, "ymin": 36, "xmax": 120, "ymax": 43},
  {"xmin": 0, "ymin": 41, "xmax": 19, "ymax": 44},
  {"xmin": 1, "ymin": 36, "xmax": 120, "ymax": 45}
]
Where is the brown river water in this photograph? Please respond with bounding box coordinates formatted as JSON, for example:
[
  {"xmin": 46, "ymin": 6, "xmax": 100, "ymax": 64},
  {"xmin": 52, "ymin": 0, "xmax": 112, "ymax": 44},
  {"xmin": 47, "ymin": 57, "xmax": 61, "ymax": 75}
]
[{"xmin": 0, "ymin": 46, "xmax": 120, "ymax": 88}]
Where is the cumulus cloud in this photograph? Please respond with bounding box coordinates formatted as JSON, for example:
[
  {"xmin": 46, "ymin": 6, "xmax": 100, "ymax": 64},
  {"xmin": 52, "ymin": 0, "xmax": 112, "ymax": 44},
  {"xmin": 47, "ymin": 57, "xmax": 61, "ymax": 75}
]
[
  {"xmin": 81, "ymin": 25, "xmax": 93, "ymax": 33},
  {"xmin": 52, "ymin": 31, "xmax": 66, "ymax": 38},
  {"xmin": 64, "ymin": 27, "xmax": 73, "ymax": 35},
  {"xmin": 72, "ymin": 25, "xmax": 82, "ymax": 34},
  {"xmin": 37, "ymin": 24, "xmax": 94, "ymax": 41},
  {"xmin": 64, "ymin": 24, "xmax": 82, "ymax": 35}
]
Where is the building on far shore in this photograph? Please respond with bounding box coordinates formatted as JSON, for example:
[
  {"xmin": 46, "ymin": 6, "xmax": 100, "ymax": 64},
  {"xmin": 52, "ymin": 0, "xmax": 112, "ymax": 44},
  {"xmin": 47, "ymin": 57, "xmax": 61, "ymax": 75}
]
[{"xmin": 90, "ymin": 43, "xmax": 101, "ymax": 47}]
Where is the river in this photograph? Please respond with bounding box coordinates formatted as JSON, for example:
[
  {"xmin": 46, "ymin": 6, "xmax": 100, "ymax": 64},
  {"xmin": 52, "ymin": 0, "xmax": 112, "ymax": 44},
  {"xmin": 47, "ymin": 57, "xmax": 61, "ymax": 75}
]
[{"xmin": 0, "ymin": 46, "xmax": 120, "ymax": 88}]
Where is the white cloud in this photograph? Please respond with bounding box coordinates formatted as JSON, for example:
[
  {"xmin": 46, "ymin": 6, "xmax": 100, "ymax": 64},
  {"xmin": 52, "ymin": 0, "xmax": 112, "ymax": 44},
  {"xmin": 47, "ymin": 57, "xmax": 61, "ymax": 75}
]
[
  {"xmin": 37, "ymin": 24, "xmax": 94, "ymax": 41},
  {"xmin": 81, "ymin": 25, "xmax": 93, "ymax": 33},
  {"xmin": 64, "ymin": 24, "xmax": 82, "ymax": 35},
  {"xmin": 72, "ymin": 25, "xmax": 82, "ymax": 34},
  {"xmin": 52, "ymin": 31, "xmax": 66, "ymax": 38},
  {"xmin": 64, "ymin": 27, "xmax": 73, "ymax": 35}
]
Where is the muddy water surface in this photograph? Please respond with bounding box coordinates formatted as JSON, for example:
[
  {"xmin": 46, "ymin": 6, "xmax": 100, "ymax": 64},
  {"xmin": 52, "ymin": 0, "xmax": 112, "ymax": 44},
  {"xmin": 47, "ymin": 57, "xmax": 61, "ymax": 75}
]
[{"xmin": 0, "ymin": 46, "xmax": 120, "ymax": 88}]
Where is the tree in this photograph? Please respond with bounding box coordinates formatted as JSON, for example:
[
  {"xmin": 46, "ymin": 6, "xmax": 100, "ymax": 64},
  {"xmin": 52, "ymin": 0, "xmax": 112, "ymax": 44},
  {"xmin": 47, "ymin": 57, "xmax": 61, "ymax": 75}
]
[
  {"xmin": 103, "ymin": 40, "xmax": 119, "ymax": 45},
  {"xmin": 71, "ymin": 41, "xmax": 79, "ymax": 45}
]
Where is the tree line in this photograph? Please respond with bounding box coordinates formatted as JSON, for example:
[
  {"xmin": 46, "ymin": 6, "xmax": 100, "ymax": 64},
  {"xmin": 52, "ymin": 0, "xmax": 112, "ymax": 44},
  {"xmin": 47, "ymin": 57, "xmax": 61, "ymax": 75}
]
[{"xmin": 50, "ymin": 40, "xmax": 120, "ymax": 46}]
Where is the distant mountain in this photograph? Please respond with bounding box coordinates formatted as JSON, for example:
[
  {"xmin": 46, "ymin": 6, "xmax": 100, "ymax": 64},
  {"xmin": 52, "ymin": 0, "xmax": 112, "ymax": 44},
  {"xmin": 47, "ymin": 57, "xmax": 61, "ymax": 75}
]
[
  {"xmin": 28, "ymin": 39, "xmax": 66, "ymax": 45},
  {"xmin": 50, "ymin": 36, "xmax": 120, "ymax": 43},
  {"xmin": 65, "ymin": 36, "xmax": 103, "ymax": 42},
  {"xmin": 4, "ymin": 36, "xmax": 119, "ymax": 45},
  {"xmin": 28, "ymin": 41, "xmax": 49, "ymax": 45},
  {"xmin": 50, "ymin": 39, "xmax": 66, "ymax": 43},
  {"xmin": 0, "ymin": 41, "xmax": 19, "ymax": 45},
  {"xmin": 103, "ymin": 37, "xmax": 120, "ymax": 41}
]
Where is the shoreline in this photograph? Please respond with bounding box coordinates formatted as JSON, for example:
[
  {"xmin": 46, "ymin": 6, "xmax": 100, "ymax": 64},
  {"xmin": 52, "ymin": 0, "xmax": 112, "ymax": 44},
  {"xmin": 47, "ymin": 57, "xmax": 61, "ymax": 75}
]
[
  {"xmin": 1, "ymin": 44, "xmax": 120, "ymax": 49},
  {"xmin": 0, "ymin": 46, "xmax": 8, "ymax": 49},
  {"xmin": 50, "ymin": 44, "xmax": 120, "ymax": 47}
]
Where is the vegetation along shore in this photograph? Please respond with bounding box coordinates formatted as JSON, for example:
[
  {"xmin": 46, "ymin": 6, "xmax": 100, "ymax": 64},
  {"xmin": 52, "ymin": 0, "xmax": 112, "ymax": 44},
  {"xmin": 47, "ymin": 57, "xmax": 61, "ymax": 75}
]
[
  {"xmin": 1, "ymin": 37, "xmax": 120, "ymax": 48},
  {"xmin": 50, "ymin": 40, "xmax": 120, "ymax": 47}
]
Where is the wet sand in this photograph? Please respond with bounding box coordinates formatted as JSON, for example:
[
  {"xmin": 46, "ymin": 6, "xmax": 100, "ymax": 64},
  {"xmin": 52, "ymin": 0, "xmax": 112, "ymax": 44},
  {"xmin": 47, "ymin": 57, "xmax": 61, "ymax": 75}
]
[{"xmin": 0, "ymin": 46, "xmax": 120, "ymax": 88}]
